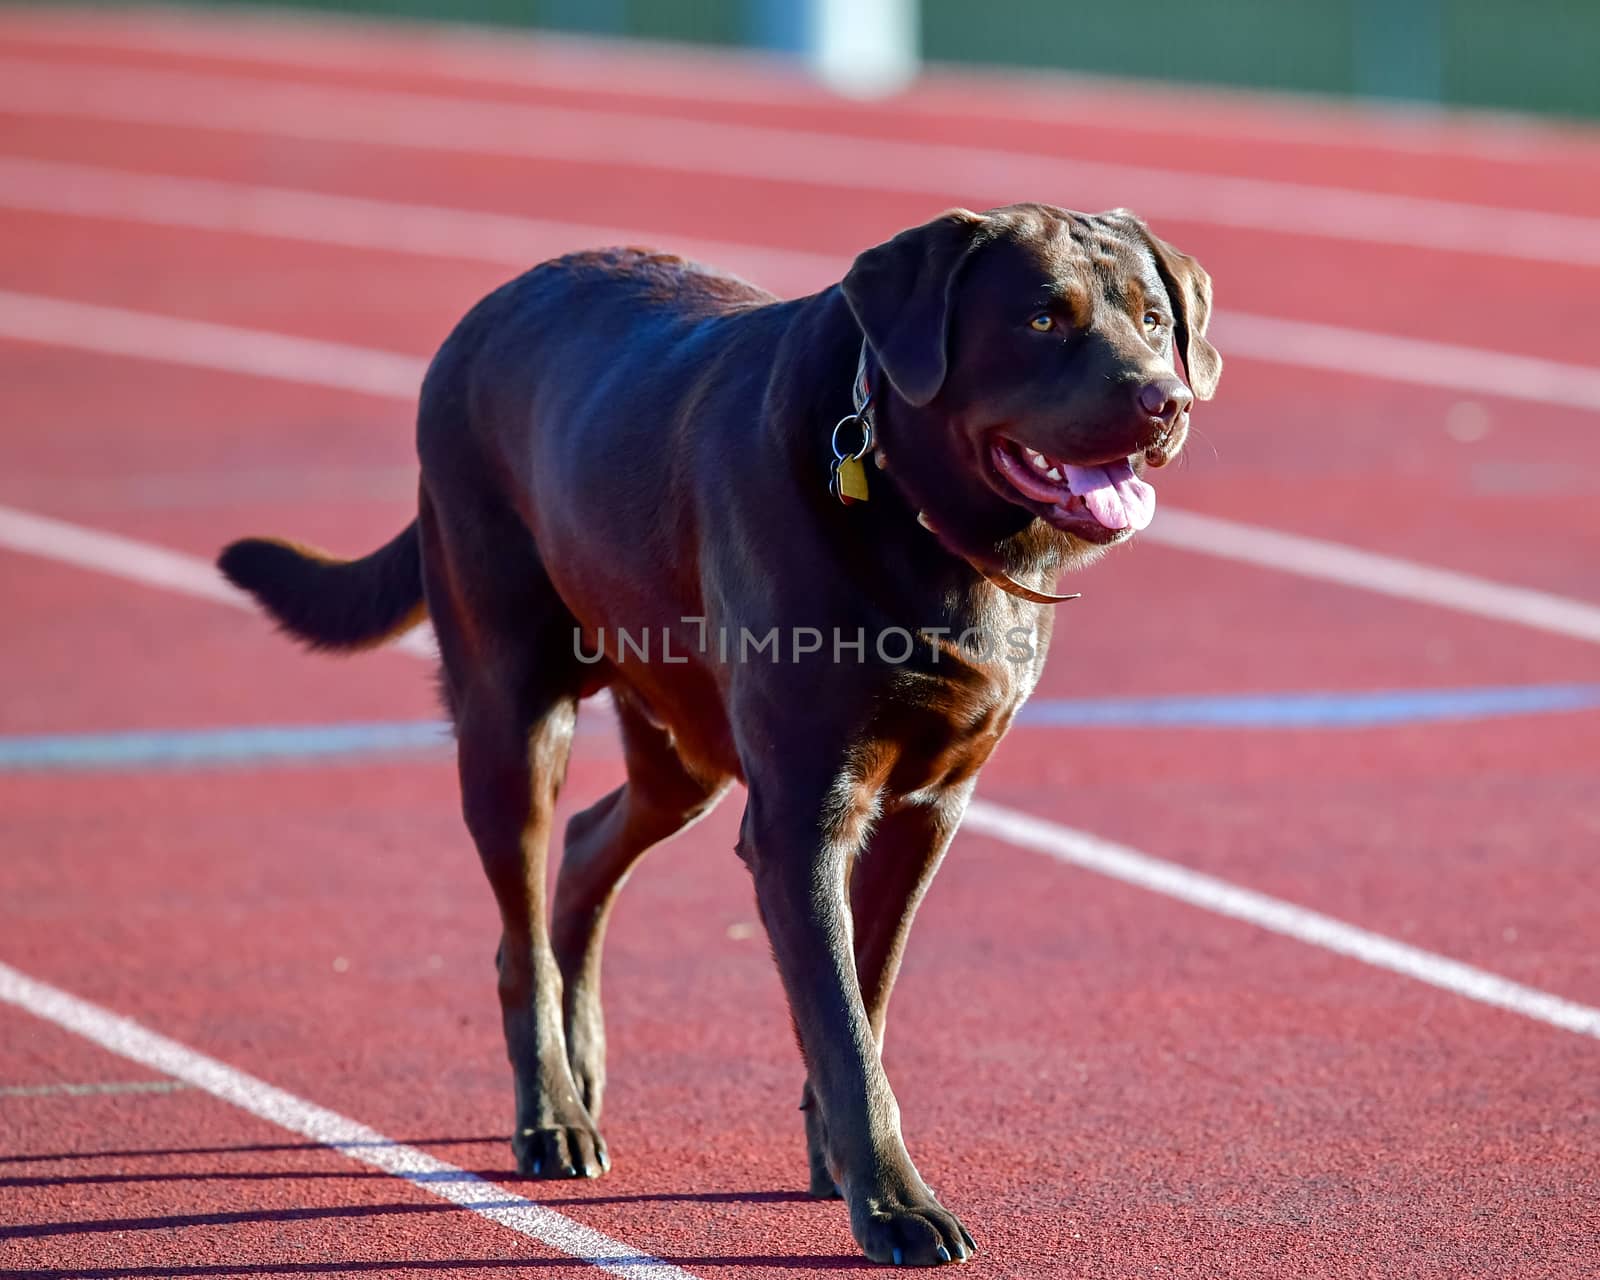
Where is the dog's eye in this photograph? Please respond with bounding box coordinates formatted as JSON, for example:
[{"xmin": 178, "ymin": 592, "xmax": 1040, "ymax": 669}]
[
  {"xmin": 1142, "ymin": 311, "xmax": 1165, "ymax": 330},
  {"xmin": 1029, "ymin": 314, "xmax": 1055, "ymax": 332}
]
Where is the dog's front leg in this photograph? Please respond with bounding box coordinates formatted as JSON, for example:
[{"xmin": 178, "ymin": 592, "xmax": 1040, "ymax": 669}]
[
  {"xmin": 802, "ymin": 786, "xmax": 974, "ymax": 1202},
  {"xmin": 739, "ymin": 777, "xmax": 975, "ymax": 1267}
]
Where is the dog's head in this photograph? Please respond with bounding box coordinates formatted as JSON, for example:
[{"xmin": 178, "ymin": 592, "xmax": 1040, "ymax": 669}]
[{"xmin": 842, "ymin": 203, "xmax": 1220, "ymax": 555}]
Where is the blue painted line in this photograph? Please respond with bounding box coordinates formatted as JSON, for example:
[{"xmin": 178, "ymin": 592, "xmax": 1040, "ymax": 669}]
[
  {"xmin": 1016, "ymin": 683, "xmax": 1600, "ymax": 729},
  {"xmin": 0, "ymin": 720, "xmax": 452, "ymax": 772},
  {"xmin": 3, "ymin": 683, "xmax": 1599, "ymax": 773}
]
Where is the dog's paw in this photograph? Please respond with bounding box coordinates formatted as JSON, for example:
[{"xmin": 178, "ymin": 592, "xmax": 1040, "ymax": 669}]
[
  {"xmin": 512, "ymin": 1122, "xmax": 610, "ymax": 1179},
  {"xmin": 852, "ymin": 1193, "xmax": 976, "ymax": 1267}
]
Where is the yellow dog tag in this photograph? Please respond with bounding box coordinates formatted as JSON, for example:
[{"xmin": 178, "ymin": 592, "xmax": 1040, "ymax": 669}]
[{"xmin": 834, "ymin": 455, "xmax": 870, "ymax": 504}]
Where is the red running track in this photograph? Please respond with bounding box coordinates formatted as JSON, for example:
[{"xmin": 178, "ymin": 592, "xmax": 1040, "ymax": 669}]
[{"xmin": 1, "ymin": 6, "xmax": 1598, "ymax": 1278}]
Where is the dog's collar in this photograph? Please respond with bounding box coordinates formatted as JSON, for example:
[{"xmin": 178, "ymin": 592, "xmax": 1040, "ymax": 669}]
[
  {"xmin": 837, "ymin": 346, "xmax": 1079, "ymax": 607},
  {"xmin": 852, "ymin": 344, "xmax": 874, "ymax": 424}
]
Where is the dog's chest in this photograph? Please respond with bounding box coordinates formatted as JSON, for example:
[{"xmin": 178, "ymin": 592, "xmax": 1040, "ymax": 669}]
[{"xmin": 876, "ymin": 652, "xmax": 1041, "ymax": 799}]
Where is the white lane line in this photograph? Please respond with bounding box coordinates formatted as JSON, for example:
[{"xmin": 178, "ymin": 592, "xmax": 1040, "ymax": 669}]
[
  {"xmin": 1144, "ymin": 510, "xmax": 1600, "ymax": 647},
  {"xmin": 5, "ymin": 507, "xmax": 1597, "ymax": 1084},
  {"xmin": 963, "ymin": 801, "xmax": 1600, "ymax": 1041},
  {"xmin": 0, "ymin": 499, "xmax": 259, "ymax": 610},
  {"xmin": 0, "ymin": 498, "xmax": 437, "ymax": 660},
  {"xmin": 2, "ymin": 289, "xmax": 1599, "ymax": 648},
  {"xmin": 2, "ymin": 56, "xmax": 1600, "ymax": 267},
  {"xmin": 0, "ymin": 156, "xmax": 836, "ymax": 295},
  {"xmin": 0, "ymin": 1078, "xmax": 189, "ymax": 1097},
  {"xmin": 7, "ymin": 167, "xmax": 1600, "ymax": 413},
  {"xmin": 0, "ymin": 287, "xmax": 427, "ymax": 399},
  {"xmin": 1216, "ymin": 312, "xmax": 1600, "ymax": 414},
  {"xmin": 1, "ymin": 3, "xmax": 1588, "ymax": 168},
  {"xmin": 0, "ymin": 961, "xmax": 696, "ymax": 1279},
  {"xmin": 4, "ymin": 682, "xmax": 1593, "ymax": 1164}
]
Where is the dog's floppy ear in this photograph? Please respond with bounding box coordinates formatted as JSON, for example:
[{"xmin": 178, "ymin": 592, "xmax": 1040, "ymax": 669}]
[
  {"xmin": 841, "ymin": 209, "xmax": 988, "ymax": 408},
  {"xmin": 1106, "ymin": 210, "xmax": 1222, "ymax": 401}
]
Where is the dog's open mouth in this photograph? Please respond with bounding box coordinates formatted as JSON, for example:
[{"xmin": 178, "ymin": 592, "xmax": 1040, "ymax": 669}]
[{"xmin": 989, "ymin": 437, "xmax": 1156, "ymax": 539}]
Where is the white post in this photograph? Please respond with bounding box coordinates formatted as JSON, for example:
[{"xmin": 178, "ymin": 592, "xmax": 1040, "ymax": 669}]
[{"xmin": 812, "ymin": 0, "xmax": 919, "ymax": 98}]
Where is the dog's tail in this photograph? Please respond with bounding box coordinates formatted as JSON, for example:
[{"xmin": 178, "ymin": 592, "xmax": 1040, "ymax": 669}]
[{"xmin": 217, "ymin": 522, "xmax": 425, "ymax": 652}]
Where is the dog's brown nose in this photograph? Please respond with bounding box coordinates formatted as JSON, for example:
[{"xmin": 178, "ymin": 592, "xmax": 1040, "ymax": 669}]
[{"xmin": 1137, "ymin": 379, "xmax": 1192, "ymax": 426}]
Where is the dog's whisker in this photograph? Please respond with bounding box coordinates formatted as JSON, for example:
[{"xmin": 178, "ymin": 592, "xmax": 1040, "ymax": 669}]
[{"xmin": 1179, "ymin": 424, "xmax": 1217, "ymax": 469}]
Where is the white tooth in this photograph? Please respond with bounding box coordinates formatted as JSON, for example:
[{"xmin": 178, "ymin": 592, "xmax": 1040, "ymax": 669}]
[
  {"xmin": 1030, "ymin": 453, "xmax": 1051, "ymax": 473},
  {"xmin": 1024, "ymin": 447, "xmax": 1043, "ymax": 460},
  {"xmin": 1045, "ymin": 467, "xmax": 1062, "ymax": 481}
]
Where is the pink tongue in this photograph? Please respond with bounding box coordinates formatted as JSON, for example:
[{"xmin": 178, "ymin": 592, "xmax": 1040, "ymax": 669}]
[{"xmin": 1062, "ymin": 460, "xmax": 1156, "ymax": 531}]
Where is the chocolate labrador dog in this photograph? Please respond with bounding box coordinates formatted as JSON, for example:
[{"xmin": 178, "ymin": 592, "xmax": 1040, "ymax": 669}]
[{"xmin": 219, "ymin": 203, "xmax": 1219, "ymax": 1266}]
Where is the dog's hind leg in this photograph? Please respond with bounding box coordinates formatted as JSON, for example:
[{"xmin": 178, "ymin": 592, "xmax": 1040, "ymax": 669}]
[
  {"xmin": 553, "ymin": 694, "xmax": 730, "ymax": 1121},
  {"xmin": 419, "ymin": 489, "xmax": 604, "ymax": 1179},
  {"xmin": 800, "ymin": 788, "xmax": 972, "ymax": 1200}
]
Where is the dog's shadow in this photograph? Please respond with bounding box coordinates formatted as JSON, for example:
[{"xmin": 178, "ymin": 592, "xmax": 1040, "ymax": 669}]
[{"xmin": 2, "ymin": 1138, "xmax": 873, "ymax": 1274}]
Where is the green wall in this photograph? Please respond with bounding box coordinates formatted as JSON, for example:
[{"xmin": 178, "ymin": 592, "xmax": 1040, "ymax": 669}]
[
  {"xmin": 1440, "ymin": 0, "xmax": 1599, "ymax": 118},
  {"xmin": 924, "ymin": 1, "xmax": 1358, "ymax": 99},
  {"xmin": 922, "ymin": 0, "xmax": 1600, "ymax": 120},
  {"xmin": 55, "ymin": 0, "xmax": 1600, "ymax": 120}
]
